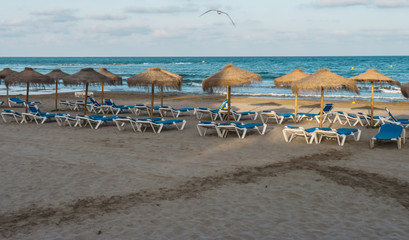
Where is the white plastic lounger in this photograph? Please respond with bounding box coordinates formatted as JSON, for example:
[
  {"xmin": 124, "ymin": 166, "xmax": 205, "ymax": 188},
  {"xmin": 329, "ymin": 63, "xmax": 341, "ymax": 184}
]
[
  {"xmin": 235, "ymin": 123, "xmax": 267, "ymax": 139},
  {"xmin": 149, "ymin": 119, "xmax": 186, "ymax": 133},
  {"xmin": 1, "ymin": 109, "xmax": 24, "ymax": 123},
  {"xmin": 332, "ymin": 111, "xmax": 366, "ymax": 126},
  {"xmin": 298, "ymin": 103, "xmax": 334, "ymax": 123},
  {"xmin": 370, "ymin": 124, "xmax": 405, "ymax": 149},
  {"xmin": 260, "ymin": 111, "xmax": 295, "ymax": 124},
  {"xmin": 21, "ymin": 105, "xmax": 59, "ymax": 124},
  {"xmin": 194, "ymin": 100, "xmax": 228, "ymax": 120},
  {"xmin": 55, "ymin": 114, "xmax": 82, "ymax": 127},
  {"xmin": 197, "ymin": 121, "xmax": 218, "ymax": 136},
  {"xmin": 104, "ymin": 99, "xmax": 134, "ymax": 115},
  {"xmin": 311, "ymin": 128, "xmax": 361, "ymax": 146},
  {"xmin": 159, "ymin": 107, "xmax": 195, "ymax": 118},
  {"xmin": 8, "ymin": 97, "xmax": 41, "ymax": 107},
  {"xmin": 282, "ymin": 126, "xmax": 317, "ymax": 144}
]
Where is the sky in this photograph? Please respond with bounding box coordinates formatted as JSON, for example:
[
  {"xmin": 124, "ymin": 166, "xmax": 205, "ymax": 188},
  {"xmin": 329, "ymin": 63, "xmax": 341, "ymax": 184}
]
[{"xmin": 0, "ymin": 0, "xmax": 408, "ymax": 57}]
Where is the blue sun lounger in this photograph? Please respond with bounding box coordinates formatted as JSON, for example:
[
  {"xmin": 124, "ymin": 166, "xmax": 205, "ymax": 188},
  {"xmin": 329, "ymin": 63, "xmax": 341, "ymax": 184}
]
[
  {"xmin": 21, "ymin": 105, "xmax": 60, "ymax": 124},
  {"xmin": 298, "ymin": 103, "xmax": 333, "ymax": 123},
  {"xmin": 384, "ymin": 107, "xmax": 409, "ymax": 127},
  {"xmin": 8, "ymin": 97, "xmax": 41, "ymax": 107},
  {"xmin": 260, "ymin": 111, "xmax": 295, "ymax": 124},
  {"xmin": 370, "ymin": 124, "xmax": 405, "ymax": 149},
  {"xmin": 312, "ymin": 127, "xmax": 361, "ymax": 146},
  {"xmin": 159, "ymin": 106, "xmax": 195, "ymax": 118},
  {"xmin": 1, "ymin": 109, "xmax": 24, "ymax": 123}
]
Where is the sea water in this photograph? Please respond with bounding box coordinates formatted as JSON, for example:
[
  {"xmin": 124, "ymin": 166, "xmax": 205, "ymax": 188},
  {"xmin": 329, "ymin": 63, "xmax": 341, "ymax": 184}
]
[{"xmin": 1, "ymin": 56, "xmax": 408, "ymax": 102}]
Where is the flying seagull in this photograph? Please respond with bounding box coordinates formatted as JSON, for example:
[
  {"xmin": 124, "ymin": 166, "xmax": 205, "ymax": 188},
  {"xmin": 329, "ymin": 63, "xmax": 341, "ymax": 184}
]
[{"xmin": 200, "ymin": 9, "xmax": 236, "ymax": 26}]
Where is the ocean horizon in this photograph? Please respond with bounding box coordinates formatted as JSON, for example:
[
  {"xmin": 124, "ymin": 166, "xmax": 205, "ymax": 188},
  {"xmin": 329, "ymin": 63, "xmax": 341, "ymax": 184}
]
[{"xmin": 1, "ymin": 56, "xmax": 408, "ymax": 102}]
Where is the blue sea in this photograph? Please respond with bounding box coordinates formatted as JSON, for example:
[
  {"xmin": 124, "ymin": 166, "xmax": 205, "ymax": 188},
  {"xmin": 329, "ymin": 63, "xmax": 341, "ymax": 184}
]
[{"xmin": 1, "ymin": 56, "xmax": 408, "ymax": 102}]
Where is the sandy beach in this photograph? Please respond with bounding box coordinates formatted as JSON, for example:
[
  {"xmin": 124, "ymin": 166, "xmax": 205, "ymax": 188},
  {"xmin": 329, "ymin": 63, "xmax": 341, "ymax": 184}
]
[{"xmin": 1, "ymin": 92, "xmax": 409, "ymax": 239}]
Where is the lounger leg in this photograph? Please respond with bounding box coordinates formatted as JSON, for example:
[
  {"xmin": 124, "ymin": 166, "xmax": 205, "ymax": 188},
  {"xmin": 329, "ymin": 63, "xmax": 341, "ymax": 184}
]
[
  {"xmin": 197, "ymin": 125, "xmax": 204, "ymax": 136},
  {"xmin": 282, "ymin": 130, "xmax": 290, "ymax": 142}
]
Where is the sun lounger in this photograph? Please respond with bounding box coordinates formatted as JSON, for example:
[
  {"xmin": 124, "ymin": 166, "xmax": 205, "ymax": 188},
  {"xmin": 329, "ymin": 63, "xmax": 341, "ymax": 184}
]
[
  {"xmin": 231, "ymin": 111, "xmax": 258, "ymax": 121},
  {"xmin": 82, "ymin": 114, "xmax": 117, "ymax": 129},
  {"xmin": 332, "ymin": 111, "xmax": 366, "ymax": 126},
  {"xmin": 1, "ymin": 109, "xmax": 24, "ymax": 123},
  {"xmin": 370, "ymin": 124, "xmax": 405, "ymax": 149},
  {"xmin": 58, "ymin": 100, "xmax": 77, "ymax": 110},
  {"xmin": 383, "ymin": 107, "xmax": 409, "ymax": 127},
  {"xmin": 159, "ymin": 106, "xmax": 195, "ymax": 118},
  {"xmin": 104, "ymin": 99, "xmax": 134, "ymax": 115},
  {"xmin": 282, "ymin": 126, "xmax": 317, "ymax": 144},
  {"xmin": 194, "ymin": 100, "xmax": 228, "ymax": 120},
  {"xmin": 55, "ymin": 114, "xmax": 82, "ymax": 127},
  {"xmin": 311, "ymin": 127, "xmax": 361, "ymax": 146},
  {"xmin": 113, "ymin": 116, "xmax": 163, "ymax": 132},
  {"xmin": 260, "ymin": 110, "xmax": 295, "ymax": 124},
  {"xmin": 356, "ymin": 112, "xmax": 383, "ymax": 126},
  {"xmin": 21, "ymin": 105, "xmax": 61, "ymax": 124},
  {"xmin": 149, "ymin": 119, "xmax": 186, "ymax": 133},
  {"xmin": 8, "ymin": 97, "xmax": 41, "ymax": 107},
  {"xmin": 197, "ymin": 121, "xmax": 218, "ymax": 136},
  {"xmin": 298, "ymin": 103, "xmax": 333, "ymax": 123}
]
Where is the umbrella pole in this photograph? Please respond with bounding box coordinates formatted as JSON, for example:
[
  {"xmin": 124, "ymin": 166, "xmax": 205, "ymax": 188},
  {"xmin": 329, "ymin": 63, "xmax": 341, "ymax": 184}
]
[
  {"xmin": 6, "ymin": 83, "xmax": 9, "ymax": 106},
  {"xmin": 161, "ymin": 85, "xmax": 163, "ymax": 107},
  {"xmin": 319, "ymin": 87, "xmax": 324, "ymax": 128},
  {"xmin": 227, "ymin": 86, "xmax": 231, "ymax": 123},
  {"xmin": 294, "ymin": 92, "xmax": 298, "ymax": 123},
  {"xmin": 101, "ymin": 82, "xmax": 104, "ymax": 105},
  {"xmin": 55, "ymin": 81, "xmax": 58, "ymax": 111},
  {"xmin": 370, "ymin": 81, "xmax": 374, "ymax": 127},
  {"xmin": 25, "ymin": 82, "xmax": 30, "ymax": 113},
  {"xmin": 83, "ymin": 83, "xmax": 88, "ymax": 115},
  {"xmin": 150, "ymin": 84, "xmax": 154, "ymax": 120}
]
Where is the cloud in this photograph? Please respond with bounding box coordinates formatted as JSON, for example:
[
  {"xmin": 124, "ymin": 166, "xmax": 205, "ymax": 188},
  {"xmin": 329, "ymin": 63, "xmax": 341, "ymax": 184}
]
[
  {"xmin": 87, "ymin": 24, "xmax": 152, "ymax": 37},
  {"xmin": 31, "ymin": 8, "xmax": 80, "ymax": 22},
  {"xmin": 87, "ymin": 13, "xmax": 128, "ymax": 21},
  {"xmin": 314, "ymin": 0, "xmax": 369, "ymax": 7},
  {"xmin": 125, "ymin": 6, "xmax": 195, "ymax": 14},
  {"xmin": 376, "ymin": 0, "xmax": 409, "ymax": 8}
]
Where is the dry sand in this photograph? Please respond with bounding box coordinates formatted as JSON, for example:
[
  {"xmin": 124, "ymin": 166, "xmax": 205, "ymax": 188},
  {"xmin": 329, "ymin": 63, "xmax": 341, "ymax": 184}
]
[{"xmin": 1, "ymin": 92, "xmax": 409, "ymax": 239}]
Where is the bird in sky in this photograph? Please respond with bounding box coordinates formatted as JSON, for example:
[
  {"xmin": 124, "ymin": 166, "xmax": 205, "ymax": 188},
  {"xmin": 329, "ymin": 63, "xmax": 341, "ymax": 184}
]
[{"xmin": 200, "ymin": 9, "xmax": 236, "ymax": 26}]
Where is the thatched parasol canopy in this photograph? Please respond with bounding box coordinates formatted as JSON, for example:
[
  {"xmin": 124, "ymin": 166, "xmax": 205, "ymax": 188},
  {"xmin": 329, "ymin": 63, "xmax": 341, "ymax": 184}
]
[
  {"xmin": 350, "ymin": 69, "xmax": 400, "ymax": 126},
  {"xmin": 127, "ymin": 68, "xmax": 183, "ymax": 119},
  {"xmin": 202, "ymin": 63, "xmax": 261, "ymax": 92},
  {"xmin": 4, "ymin": 67, "xmax": 54, "ymax": 112},
  {"xmin": 292, "ymin": 68, "xmax": 359, "ymax": 94},
  {"xmin": 63, "ymin": 68, "xmax": 115, "ymax": 86},
  {"xmin": 292, "ymin": 68, "xmax": 359, "ymax": 127},
  {"xmin": 274, "ymin": 68, "xmax": 310, "ymax": 122},
  {"xmin": 0, "ymin": 68, "xmax": 17, "ymax": 79},
  {"xmin": 401, "ymin": 83, "xmax": 409, "ymax": 98},
  {"xmin": 63, "ymin": 68, "xmax": 116, "ymax": 115},
  {"xmin": 274, "ymin": 68, "xmax": 310, "ymax": 88},
  {"xmin": 350, "ymin": 69, "xmax": 400, "ymax": 85},
  {"xmin": 97, "ymin": 68, "xmax": 122, "ymax": 84},
  {"xmin": 127, "ymin": 67, "xmax": 182, "ymax": 90},
  {"xmin": 202, "ymin": 63, "xmax": 262, "ymax": 122},
  {"xmin": 0, "ymin": 68, "xmax": 18, "ymax": 106},
  {"xmin": 46, "ymin": 69, "xmax": 70, "ymax": 111},
  {"xmin": 5, "ymin": 67, "xmax": 53, "ymax": 86},
  {"xmin": 46, "ymin": 69, "xmax": 70, "ymax": 81}
]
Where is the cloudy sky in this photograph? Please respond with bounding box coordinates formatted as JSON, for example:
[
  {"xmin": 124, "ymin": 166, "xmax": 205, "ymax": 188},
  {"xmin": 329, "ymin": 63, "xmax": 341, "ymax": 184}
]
[{"xmin": 1, "ymin": 0, "xmax": 408, "ymax": 56}]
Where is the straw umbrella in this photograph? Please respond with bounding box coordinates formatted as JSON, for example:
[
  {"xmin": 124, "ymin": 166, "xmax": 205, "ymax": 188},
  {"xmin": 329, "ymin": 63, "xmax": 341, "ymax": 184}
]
[
  {"xmin": 127, "ymin": 68, "xmax": 182, "ymax": 119},
  {"xmin": 0, "ymin": 68, "xmax": 18, "ymax": 106},
  {"xmin": 401, "ymin": 83, "xmax": 409, "ymax": 98},
  {"xmin": 63, "ymin": 68, "xmax": 116, "ymax": 115},
  {"xmin": 46, "ymin": 69, "xmax": 70, "ymax": 111},
  {"xmin": 4, "ymin": 67, "xmax": 54, "ymax": 113},
  {"xmin": 202, "ymin": 63, "xmax": 262, "ymax": 123},
  {"xmin": 274, "ymin": 69, "xmax": 310, "ymax": 122},
  {"xmin": 292, "ymin": 68, "xmax": 359, "ymax": 128},
  {"xmin": 350, "ymin": 69, "xmax": 400, "ymax": 126},
  {"xmin": 97, "ymin": 68, "xmax": 122, "ymax": 104}
]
